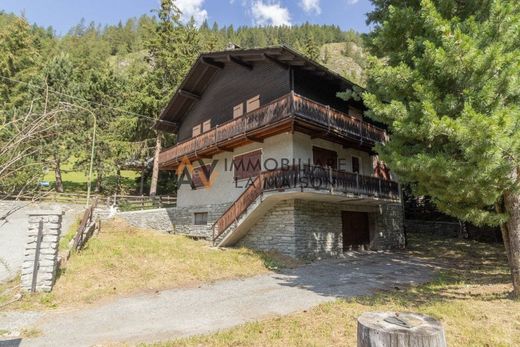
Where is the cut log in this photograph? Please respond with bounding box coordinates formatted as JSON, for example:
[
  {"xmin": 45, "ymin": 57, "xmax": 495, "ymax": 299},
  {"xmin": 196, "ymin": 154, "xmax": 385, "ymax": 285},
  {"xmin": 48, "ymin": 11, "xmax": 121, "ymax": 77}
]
[{"xmin": 357, "ymin": 312, "xmax": 446, "ymax": 347}]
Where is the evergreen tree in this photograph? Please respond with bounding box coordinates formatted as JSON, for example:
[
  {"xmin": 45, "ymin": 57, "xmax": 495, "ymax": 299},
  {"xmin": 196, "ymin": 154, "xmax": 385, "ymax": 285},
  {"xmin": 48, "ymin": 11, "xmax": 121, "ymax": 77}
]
[{"xmin": 361, "ymin": 0, "xmax": 520, "ymax": 296}]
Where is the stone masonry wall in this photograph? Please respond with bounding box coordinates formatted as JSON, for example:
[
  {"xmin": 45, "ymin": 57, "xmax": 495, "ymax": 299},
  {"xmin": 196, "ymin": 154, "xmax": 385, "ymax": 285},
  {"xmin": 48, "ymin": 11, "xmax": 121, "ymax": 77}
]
[
  {"xmin": 293, "ymin": 200, "xmax": 344, "ymax": 258},
  {"xmin": 238, "ymin": 199, "xmax": 405, "ymax": 259},
  {"xmin": 236, "ymin": 200, "xmax": 296, "ymax": 257},
  {"xmin": 371, "ymin": 203, "xmax": 406, "ymax": 250},
  {"xmin": 111, "ymin": 203, "xmax": 231, "ymax": 239},
  {"xmin": 21, "ymin": 210, "xmax": 63, "ymax": 292}
]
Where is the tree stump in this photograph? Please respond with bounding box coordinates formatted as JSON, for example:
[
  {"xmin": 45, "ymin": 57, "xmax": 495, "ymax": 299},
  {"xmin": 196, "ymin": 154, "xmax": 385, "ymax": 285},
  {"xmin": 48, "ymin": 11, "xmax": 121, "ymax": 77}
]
[{"xmin": 357, "ymin": 312, "xmax": 446, "ymax": 347}]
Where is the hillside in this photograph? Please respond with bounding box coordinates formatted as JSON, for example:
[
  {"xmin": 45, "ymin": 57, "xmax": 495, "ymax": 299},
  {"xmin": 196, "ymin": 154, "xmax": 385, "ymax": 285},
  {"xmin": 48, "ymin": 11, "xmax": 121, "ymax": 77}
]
[{"xmin": 320, "ymin": 42, "xmax": 366, "ymax": 86}]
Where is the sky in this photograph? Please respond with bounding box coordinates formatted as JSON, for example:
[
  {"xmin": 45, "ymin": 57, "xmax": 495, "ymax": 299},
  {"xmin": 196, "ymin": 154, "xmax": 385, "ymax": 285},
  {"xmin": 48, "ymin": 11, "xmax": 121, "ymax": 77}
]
[{"xmin": 0, "ymin": 0, "xmax": 374, "ymax": 35}]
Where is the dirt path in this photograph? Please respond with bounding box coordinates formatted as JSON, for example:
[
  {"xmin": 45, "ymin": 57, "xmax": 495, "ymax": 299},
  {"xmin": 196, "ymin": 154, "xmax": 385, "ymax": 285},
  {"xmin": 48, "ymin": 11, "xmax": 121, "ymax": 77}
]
[{"xmin": 1, "ymin": 252, "xmax": 435, "ymax": 347}]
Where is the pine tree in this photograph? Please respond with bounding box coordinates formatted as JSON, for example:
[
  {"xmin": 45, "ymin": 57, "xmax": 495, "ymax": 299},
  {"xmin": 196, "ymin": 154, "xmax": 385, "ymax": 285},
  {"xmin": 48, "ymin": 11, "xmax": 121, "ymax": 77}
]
[{"xmin": 361, "ymin": 0, "xmax": 520, "ymax": 296}]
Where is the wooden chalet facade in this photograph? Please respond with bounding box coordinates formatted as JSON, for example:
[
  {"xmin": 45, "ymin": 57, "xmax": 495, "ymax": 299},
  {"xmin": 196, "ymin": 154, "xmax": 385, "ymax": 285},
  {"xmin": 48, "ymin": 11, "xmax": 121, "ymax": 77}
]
[{"xmin": 156, "ymin": 46, "xmax": 404, "ymax": 258}]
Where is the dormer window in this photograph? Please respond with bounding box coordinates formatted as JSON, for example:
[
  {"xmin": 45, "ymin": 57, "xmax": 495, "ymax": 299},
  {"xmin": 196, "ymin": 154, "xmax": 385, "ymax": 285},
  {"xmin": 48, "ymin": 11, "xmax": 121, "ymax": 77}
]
[{"xmin": 246, "ymin": 95, "xmax": 260, "ymax": 113}]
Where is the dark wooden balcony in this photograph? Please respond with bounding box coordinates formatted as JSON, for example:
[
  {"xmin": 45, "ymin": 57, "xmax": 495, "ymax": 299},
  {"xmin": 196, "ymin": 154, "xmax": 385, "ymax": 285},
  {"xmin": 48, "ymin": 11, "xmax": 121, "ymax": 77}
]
[
  {"xmin": 159, "ymin": 92, "xmax": 387, "ymax": 169},
  {"xmin": 213, "ymin": 166, "xmax": 400, "ymax": 241}
]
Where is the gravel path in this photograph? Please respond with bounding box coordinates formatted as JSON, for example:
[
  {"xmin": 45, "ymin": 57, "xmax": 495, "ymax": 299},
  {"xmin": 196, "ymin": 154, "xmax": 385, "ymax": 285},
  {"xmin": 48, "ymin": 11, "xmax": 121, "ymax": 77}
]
[{"xmin": 0, "ymin": 252, "xmax": 435, "ymax": 347}]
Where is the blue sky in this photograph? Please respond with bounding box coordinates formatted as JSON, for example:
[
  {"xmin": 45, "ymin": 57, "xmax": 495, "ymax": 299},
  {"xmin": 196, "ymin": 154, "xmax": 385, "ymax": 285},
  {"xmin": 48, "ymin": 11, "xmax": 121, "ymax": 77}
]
[{"xmin": 0, "ymin": 0, "xmax": 374, "ymax": 35}]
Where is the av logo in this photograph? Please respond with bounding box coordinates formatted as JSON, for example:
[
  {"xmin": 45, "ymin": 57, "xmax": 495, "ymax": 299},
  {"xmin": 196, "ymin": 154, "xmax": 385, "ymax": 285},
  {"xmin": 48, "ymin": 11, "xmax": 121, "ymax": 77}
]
[{"xmin": 176, "ymin": 156, "xmax": 219, "ymax": 190}]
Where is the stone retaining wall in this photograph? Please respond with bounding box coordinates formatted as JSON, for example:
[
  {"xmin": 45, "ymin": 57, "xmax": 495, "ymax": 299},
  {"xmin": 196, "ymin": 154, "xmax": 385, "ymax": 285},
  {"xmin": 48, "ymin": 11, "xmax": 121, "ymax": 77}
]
[
  {"xmin": 404, "ymin": 219, "xmax": 461, "ymax": 237},
  {"xmin": 109, "ymin": 203, "xmax": 231, "ymax": 238}
]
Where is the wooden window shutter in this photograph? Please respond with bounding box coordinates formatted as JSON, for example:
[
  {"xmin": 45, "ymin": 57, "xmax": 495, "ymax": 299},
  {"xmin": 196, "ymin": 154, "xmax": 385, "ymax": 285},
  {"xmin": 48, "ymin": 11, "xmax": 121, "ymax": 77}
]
[
  {"xmin": 192, "ymin": 164, "xmax": 211, "ymax": 189},
  {"xmin": 233, "ymin": 150, "xmax": 262, "ymax": 180},
  {"xmin": 312, "ymin": 146, "xmax": 338, "ymax": 169},
  {"xmin": 202, "ymin": 119, "xmax": 211, "ymax": 133},
  {"xmin": 233, "ymin": 103, "xmax": 244, "ymax": 118},
  {"xmin": 246, "ymin": 95, "xmax": 260, "ymax": 113},
  {"xmin": 192, "ymin": 124, "xmax": 201, "ymax": 137},
  {"xmin": 352, "ymin": 156, "xmax": 360, "ymax": 173}
]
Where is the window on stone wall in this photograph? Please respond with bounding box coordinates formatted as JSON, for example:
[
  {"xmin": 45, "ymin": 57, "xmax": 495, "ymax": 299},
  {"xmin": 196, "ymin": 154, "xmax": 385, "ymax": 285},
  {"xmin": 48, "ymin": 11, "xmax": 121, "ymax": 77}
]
[{"xmin": 194, "ymin": 212, "xmax": 208, "ymax": 225}]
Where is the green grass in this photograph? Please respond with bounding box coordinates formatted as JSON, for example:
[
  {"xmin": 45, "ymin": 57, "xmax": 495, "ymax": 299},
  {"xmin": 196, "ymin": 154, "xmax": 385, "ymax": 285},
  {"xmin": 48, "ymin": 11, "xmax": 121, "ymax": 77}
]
[
  {"xmin": 2, "ymin": 219, "xmax": 294, "ymax": 310},
  {"xmin": 153, "ymin": 233, "xmax": 519, "ymax": 347},
  {"xmin": 43, "ymin": 167, "xmax": 138, "ymax": 194}
]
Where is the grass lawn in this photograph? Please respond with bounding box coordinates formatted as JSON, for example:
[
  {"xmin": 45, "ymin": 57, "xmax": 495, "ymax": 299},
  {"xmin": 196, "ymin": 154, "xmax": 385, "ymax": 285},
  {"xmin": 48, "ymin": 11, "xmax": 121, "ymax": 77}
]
[
  {"xmin": 0, "ymin": 219, "xmax": 293, "ymax": 310},
  {"xmin": 42, "ymin": 161, "xmax": 139, "ymax": 194},
  {"xmin": 153, "ymin": 233, "xmax": 520, "ymax": 347}
]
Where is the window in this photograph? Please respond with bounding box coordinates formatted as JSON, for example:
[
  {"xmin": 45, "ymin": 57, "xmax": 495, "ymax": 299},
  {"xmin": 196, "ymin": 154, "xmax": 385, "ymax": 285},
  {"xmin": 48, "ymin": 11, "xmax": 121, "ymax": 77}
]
[
  {"xmin": 194, "ymin": 212, "xmax": 208, "ymax": 225},
  {"xmin": 352, "ymin": 156, "xmax": 361, "ymax": 174},
  {"xmin": 192, "ymin": 124, "xmax": 201, "ymax": 137},
  {"xmin": 233, "ymin": 150, "xmax": 262, "ymax": 180},
  {"xmin": 202, "ymin": 119, "xmax": 211, "ymax": 133},
  {"xmin": 246, "ymin": 95, "xmax": 260, "ymax": 113},
  {"xmin": 312, "ymin": 147, "xmax": 338, "ymax": 169},
  {"xmin": 233, "ymin": 103, "xmax": 244, "ymax": 118}
]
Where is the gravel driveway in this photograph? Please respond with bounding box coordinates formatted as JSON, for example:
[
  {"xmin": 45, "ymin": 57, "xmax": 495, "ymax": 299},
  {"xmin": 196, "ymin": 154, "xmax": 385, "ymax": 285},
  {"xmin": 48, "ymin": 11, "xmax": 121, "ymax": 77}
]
[
  {"xmin": 0, "ymin": 202, "xmax": 83, "ymax": 283},
  {"xmin": 0, "ymin": 252, "xmax": 436, "ymax": 347}
]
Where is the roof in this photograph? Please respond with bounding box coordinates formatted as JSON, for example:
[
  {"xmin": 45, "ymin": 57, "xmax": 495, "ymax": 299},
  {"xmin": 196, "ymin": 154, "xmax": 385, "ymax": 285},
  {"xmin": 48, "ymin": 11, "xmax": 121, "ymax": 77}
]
[{"xmin": 155, "ymin": 45, "xmax": 361, "ymax": 132}]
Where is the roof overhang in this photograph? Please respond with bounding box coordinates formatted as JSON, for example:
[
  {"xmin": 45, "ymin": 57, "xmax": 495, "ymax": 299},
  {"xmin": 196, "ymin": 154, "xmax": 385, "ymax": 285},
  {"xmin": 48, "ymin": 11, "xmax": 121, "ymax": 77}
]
[{"xmin": 154, "ymin": 45, "xmax": 362, "ymax": 132}]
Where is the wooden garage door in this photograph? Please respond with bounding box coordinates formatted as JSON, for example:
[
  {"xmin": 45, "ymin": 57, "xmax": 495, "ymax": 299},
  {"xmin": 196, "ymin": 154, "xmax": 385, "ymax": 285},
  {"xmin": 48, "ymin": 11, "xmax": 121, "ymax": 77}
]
[{"xmin": 342, "ymin": 211, "xmax": 370, "ymax": 249}]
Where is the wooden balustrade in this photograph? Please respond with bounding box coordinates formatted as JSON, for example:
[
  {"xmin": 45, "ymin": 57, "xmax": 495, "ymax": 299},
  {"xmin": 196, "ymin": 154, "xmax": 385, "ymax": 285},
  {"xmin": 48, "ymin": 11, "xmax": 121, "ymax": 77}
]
[
  {"xmin": 160, "ymin": 93, "xmax": 387, "ymax": 166},
  {"xmin": 213, "ymin": 166, "xmax": 400, "ymax": 241}
]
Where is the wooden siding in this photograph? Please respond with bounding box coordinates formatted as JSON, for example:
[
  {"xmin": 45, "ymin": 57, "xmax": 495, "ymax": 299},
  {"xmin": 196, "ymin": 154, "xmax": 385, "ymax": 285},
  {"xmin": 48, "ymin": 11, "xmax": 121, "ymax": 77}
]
[
  {"xmin": 176, "ymin": 61, "xmax": 291, "ymax": 142},
  {"xmin": 293, "ymin": 68, "xmax": 364, "ymax": 116},
  {"xmin": 159, "ymin": 92, "xmax": 387, "ymax": 169}
]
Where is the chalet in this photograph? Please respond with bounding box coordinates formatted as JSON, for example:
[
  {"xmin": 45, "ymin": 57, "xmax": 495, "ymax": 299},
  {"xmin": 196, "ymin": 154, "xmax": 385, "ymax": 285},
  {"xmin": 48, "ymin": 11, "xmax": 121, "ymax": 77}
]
[{"xmin": 155, "ymin": 46, "xmax": 404, "ymax": 259}]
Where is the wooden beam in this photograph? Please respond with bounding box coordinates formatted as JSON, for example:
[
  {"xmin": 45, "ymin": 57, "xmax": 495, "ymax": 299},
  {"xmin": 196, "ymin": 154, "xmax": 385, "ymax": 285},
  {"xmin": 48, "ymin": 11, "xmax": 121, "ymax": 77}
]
[
  {"xmin": 216, "ymin": 146, "xmax": 234, "ymax": 152},
  {"xmin": 179, "ymin": 89, "xmax": 201, "ymax": 100},
  {"xmin": 245, "ymin": 134, "xmax": 264, "ymax": 143},
  {"xmin": 228, "ymin": 55, "xmax": 253, "ymax": 70},
  {"xmin": 200, "ymin": 57, "xmax": 224, "ymax": 69},
  {"xmin": 264, "ymin": 54, "xmax": 289, "ymax": 70}
]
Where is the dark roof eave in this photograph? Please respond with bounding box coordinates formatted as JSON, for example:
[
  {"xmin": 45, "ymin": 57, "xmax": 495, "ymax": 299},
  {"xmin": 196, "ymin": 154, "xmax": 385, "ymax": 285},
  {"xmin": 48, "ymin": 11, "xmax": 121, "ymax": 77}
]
[{"xmin": 155, "ymin": 45, "xmax": 364, "ymax": 131}]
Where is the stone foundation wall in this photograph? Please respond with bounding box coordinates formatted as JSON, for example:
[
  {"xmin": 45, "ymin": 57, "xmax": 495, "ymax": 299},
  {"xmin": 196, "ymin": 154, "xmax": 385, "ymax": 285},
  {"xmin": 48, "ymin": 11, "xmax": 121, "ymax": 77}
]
[
  {"xmin": 238, "ymin": 199, "xmax": 405, "ymax": 259},
  {"xmin": 111, "ymin": 203, "xmax": 231, "ymax": 239},
  {"xmin": 371, "ymin": 204, "xmax": 406, "ymax": 249},
  {"xmin": 293, "ymin": 200, "xmax": 343, "ymax": 258},
  {"xmin": 237, "ymin": 200, "xmax": 296, "ymax": 257}
]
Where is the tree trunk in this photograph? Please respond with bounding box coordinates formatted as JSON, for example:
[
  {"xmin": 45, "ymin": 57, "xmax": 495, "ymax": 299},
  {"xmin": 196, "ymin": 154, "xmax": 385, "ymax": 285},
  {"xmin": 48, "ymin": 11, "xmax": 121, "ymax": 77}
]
[
  {"xmin": 357, "ymin": 312, "xmax": 446, "ymax": 347},
  {"xmin": 95, "ymin": 171, "xmax": 103, "ymax": 194},
  {"xmin": 501, "ymin": 190, "xmax": 520, "ymax": 297},
  {"xmin": 150, "ymin": 131, "xmax": 162, "ymax": 197},
  {"xmin": 54, "ymin": 155, "xmax": 64, "ymax": 193},
  {"xmin": 139, "ymin": 162, "xmax": 146, "ymax": 195},
  {"xmin": 116, "ymin": 165, "xmax": 121, "ymax": 195}
]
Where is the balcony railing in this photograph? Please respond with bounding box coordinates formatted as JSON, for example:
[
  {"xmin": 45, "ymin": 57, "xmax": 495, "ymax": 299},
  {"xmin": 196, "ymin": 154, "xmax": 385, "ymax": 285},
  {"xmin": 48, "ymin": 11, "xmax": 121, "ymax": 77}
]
[
  {"xmin": 160, "ymin": 92, "xmax": 387, "ymax": 166},
  {"xmin": 213, "ymin": 166, "xmax": 400, "ymax": 241}
]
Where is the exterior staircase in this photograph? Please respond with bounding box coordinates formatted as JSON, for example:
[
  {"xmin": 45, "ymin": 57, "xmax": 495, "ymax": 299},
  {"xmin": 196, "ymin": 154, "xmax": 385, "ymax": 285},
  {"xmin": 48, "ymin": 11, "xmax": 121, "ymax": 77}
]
[{"xmin": 212, "ymin": 166, "xmax": 401, "ymax": 247}]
